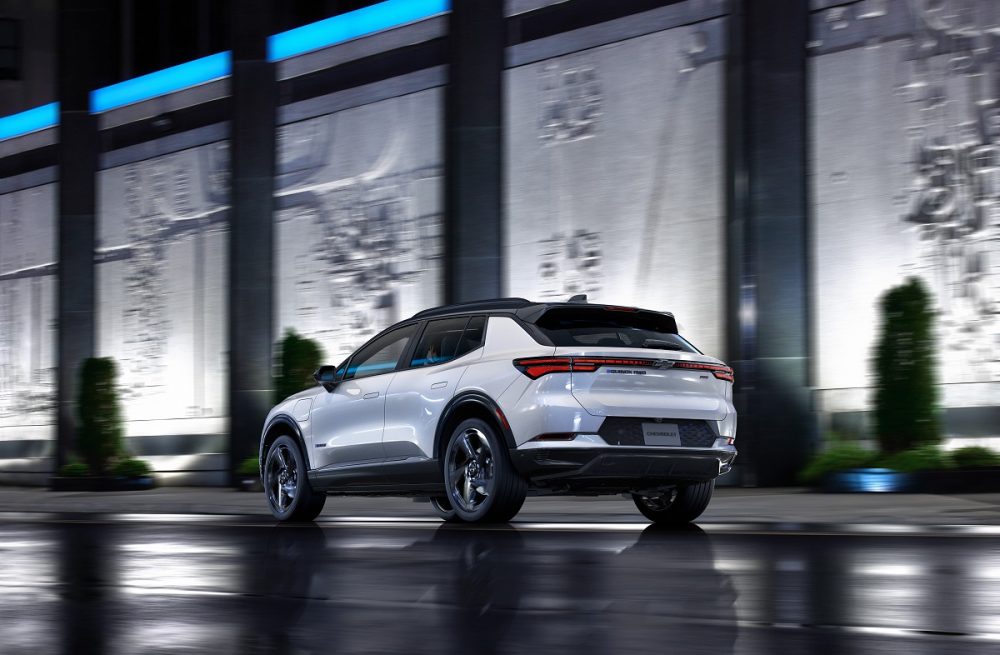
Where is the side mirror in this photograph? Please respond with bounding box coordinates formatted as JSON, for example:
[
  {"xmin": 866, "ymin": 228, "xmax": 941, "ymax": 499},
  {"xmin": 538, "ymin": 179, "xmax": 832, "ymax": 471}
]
[{"xmin": 313, "ymin": 365, "xmax": 342, "ymax": 392}]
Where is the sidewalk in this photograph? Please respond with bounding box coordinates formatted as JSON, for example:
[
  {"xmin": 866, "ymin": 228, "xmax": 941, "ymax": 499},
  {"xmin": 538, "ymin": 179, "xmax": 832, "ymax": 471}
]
[{"xmin": 1, "ymin": 486, "xmax": 1000, "ymax": 524}]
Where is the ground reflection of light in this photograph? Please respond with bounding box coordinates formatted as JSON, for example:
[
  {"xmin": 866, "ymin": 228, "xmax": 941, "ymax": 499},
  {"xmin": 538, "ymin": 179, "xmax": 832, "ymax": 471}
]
[
  {"xmin": 118, "ymin": 541, "xmax": 237, "ymax": 597},
  {"xmin": 854, "ymin": 564, "xmax": 923, "ymax": 577}
]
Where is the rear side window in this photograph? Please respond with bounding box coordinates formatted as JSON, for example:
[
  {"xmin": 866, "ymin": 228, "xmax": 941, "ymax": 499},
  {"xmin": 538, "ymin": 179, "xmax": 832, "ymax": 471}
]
[
  {"xmin": 534, "ymin": 307, "xmax": 699, "ymax": 353},
  {"xmin": 411, "ymin": 317, "xmax": 469, "ymax": 367},
  {"xmin": 456, "ymin": 316, "xmax": 486, "ymax": 358},
  {"xmin": 410, "ymin": 315, "xmax": 488, "ymax": 368}
]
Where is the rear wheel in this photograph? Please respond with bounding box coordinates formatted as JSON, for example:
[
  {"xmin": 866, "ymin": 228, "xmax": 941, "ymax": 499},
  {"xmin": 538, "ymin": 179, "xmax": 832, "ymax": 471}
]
[
  {"xmin": 633, "ymin": 480, "xmax": 714, "ymax": 525},
  {"xmin": 264, "ymin": 435, "xmax": 326, "ymax": 522},
  {"xmin": 429, "ymin": 495, "xmax": 457, "ymax": 521},
  {"xmin": 443, "ymin": 418, "xmax": 527, "ymax": 523}
]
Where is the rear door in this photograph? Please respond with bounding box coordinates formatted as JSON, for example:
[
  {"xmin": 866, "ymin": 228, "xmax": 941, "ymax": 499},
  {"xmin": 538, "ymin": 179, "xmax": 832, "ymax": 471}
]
[
  {"xmin": 534, "ymin": 307, "xmax": 732, "ymax": 421},
  {"xmin": 383, "ymin": 316, "xmax": 487, "ymax": 461}
]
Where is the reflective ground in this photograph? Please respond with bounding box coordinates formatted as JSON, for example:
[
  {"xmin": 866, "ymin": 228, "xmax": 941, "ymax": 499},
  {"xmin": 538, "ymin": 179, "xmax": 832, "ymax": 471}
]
[{"xmin": 1, "ymin": 513, "xmax": 999, "ymax": 654}]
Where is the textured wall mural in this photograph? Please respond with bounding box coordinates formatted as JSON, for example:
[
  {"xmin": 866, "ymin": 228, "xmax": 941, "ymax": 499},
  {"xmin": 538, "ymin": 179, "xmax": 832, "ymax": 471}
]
[
  {"xmin": 0, "ymin": 183, "xmax": 56, "ymax": 441},
  {"xmin": 505, "ymin": 19, "xmax": 727, "ymax": 357},
  {"xmin": 811, "ymin": 0, "xmax": 1000, "ymax": 397},
  {"xmin": 98, "ymin": 143, "xmax": 229, "ymax": 435},
  {"xmin": 275, "ymin": 88, "xmax": 444, "ymax": 364}
]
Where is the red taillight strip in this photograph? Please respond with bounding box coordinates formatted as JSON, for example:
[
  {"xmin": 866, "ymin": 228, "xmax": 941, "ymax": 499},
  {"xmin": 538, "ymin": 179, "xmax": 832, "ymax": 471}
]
[
  {"xmin": 513, "ymin": 356, "xmax": 734, "ymax": 382},
  {"xmin": 671, "ymin": 360, "xmax": 735, "ymax": 382}
]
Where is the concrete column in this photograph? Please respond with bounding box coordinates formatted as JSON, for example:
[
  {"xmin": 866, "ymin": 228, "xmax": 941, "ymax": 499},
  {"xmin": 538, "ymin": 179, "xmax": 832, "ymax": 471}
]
[
  {"xmin": 228, "ymin": 0, "xmax": 277, "ymax": 482},
  {"xmin": 445, "ymin": 0, "xmax": 505, "ymax": 302},
  {"xmin": 726, "ymin": 0, "xmax": 812, "ymax": 485},
  {"xmin": 55, "ymin": 0, "xmax": 115, "ymax": 469}
]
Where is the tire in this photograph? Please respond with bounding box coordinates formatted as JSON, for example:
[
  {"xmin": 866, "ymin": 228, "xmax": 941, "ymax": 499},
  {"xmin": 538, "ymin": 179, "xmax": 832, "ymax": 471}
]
[
  {"xmin": 429, "ymin": 495, "xmax": 458, "ymax": 521},
  {"xmin": 633, "ymin": 480, "xmax": 715, "ymax": 525},
  {"xmin": 264, "ymin": 435, "xmax": 326, "ymax": 522},
  {"xmin": 443, "ymin": 418, "xmax": 527, "ymax": 523}
]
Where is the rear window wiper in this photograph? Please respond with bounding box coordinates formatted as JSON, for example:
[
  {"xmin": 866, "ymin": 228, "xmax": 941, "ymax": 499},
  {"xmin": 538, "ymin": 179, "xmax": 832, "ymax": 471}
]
[{"xmin": 642, "ymin": 339, "xmax": 684, "ymax": 351}]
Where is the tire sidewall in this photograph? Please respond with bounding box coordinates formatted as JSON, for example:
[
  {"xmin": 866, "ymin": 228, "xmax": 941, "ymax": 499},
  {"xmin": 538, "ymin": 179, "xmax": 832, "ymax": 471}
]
[
  {"xmin": 444, "ymin": 418, "xmax": 505, "ymax": 522},
  {"xmin": 265, "ymin": 435, "xmax": 308, "ymax": 521}
]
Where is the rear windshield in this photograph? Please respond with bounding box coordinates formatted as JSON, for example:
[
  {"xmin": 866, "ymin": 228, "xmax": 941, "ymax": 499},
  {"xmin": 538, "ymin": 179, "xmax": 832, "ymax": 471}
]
[{"xmin": 534, "ymin": 307, "xmax": 699, "ymax": 353}]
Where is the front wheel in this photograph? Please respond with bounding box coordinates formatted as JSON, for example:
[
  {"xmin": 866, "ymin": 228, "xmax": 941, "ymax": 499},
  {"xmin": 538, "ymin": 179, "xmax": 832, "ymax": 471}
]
[
  {"xmin": 633, "ymin": 480, "xmax": 714, "ymax": 525},
  {"xmin": 264, "ymin": 435, "xmax": 326, "ymax": 522},
  {"xmin": 443, "ymin": 418, "xmax": 527, "ymax": 523}
]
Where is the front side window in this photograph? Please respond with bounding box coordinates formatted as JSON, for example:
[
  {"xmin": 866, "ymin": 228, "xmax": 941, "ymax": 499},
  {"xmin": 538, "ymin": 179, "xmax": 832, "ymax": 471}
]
[{"xmin": 345, "ymin": 324, "xmax": 418, "ymax": 379}]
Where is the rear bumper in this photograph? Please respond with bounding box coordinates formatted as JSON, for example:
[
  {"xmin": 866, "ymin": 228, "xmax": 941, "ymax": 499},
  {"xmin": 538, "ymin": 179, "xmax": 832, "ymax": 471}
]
[{"xmin": 510, "ymin": 445, "xmax": 737, "ymax": 493}]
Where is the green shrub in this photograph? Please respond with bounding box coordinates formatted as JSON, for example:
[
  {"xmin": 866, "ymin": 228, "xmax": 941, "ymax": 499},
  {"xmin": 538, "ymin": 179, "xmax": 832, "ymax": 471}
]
[
  {"xmin": 111, "ymin": 458, "xmax": 152, "ymax": 478},
  {"xmin": 77, "ymin": 357, "xmax": 124, "ymax": 475},
  {"xmin": 873, "ymin": 278, "xmax": 939, "ymax": 453},
  {"xmin": 236, "ymin": 456, "xmax": 260, "ymax": 477},
  {"xmin": 877, "ymin": 445, "xmax": 951, "ymax": 473},
  {"xmin": 950, "ymin": 446, "xmax": 1000, "ymax": 469},
  {"xmin": 800, "ymin": 444, "xmax": 877, "ymax": 484},
  {"xmin": 274, "ymin": 330, "xmax": 324, "ymax": 404},
  {"xmin": 58, "ymin": 461, "xmax": 90, "ymax": 477}
]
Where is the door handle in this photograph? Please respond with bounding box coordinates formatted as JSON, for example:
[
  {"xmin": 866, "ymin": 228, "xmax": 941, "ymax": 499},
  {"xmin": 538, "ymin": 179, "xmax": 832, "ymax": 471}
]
[
  {"xmin": 431, "ymin": 381, "xmax": 448, "ymax": 389},
  {"xmin": 363, "ymin": 392, "xmax": 379, "ymax": 399}
]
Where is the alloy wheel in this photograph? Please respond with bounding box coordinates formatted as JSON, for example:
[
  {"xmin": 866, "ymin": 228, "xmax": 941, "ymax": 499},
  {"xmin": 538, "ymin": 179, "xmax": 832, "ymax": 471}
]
[
  {"xmin": 266, "ymin": 443, "xmax": 298, "ymax": 514},
  {"xmin": 446, "ymin": 427, "xmax": 496, "ymax": 512}
]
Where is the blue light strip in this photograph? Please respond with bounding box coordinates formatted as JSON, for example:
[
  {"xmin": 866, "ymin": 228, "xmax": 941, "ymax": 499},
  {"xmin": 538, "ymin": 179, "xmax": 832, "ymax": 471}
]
[
  {"xmin": 90, "ymin": 51, "xmax": 232, "ymax": 113},
  {"xmin": 0, "ymin": 103, "xmax": 59, "ymax": 141},
  {"xmin": 268, "ymin": 0, "xmax": 450, "ymax": 62}
]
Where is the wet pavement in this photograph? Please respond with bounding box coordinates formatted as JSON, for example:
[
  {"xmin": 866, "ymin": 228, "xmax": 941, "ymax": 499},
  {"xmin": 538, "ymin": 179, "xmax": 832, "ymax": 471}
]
[{"xmin": 1, "ymin": 512, "xmax": 999, "ymax": 654}]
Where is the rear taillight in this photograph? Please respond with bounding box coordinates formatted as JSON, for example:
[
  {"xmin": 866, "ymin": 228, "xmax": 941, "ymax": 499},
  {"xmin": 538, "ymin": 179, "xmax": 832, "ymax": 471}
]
[
  {"xmin": 512, "ymin": 356, "xmax": 734, "ymax": 382},
  {"xmin": 671, "ymin": 361, "xmax": 735, "ymax": 382}
]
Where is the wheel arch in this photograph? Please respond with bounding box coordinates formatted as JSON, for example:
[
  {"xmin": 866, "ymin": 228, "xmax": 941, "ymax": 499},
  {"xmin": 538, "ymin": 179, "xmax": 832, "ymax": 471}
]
[
  {"xmin": 260, "ymin": 414, "xmax": 308, "ymax": 473},
  {"xmin": 434, "ymin": 391, "xmax": 516, "ymax": 461}
]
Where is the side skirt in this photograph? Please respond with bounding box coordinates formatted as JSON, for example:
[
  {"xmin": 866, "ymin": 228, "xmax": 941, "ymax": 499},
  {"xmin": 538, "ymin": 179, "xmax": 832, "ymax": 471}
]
[{"xmin": 307, "ymin": 458, "xmax": 445, "ymax": 496}]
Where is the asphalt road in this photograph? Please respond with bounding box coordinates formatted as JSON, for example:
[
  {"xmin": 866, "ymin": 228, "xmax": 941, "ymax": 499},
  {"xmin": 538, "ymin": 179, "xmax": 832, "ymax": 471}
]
[{"xmin": 1, "ymin": 511, "xmax": 999, "ymax": 655}]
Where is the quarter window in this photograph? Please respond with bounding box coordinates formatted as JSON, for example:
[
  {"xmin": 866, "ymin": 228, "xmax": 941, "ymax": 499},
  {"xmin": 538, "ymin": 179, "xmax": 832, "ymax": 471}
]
[{"xmin": 345, "ymin": 324, "xmax": 418, "ymax": 380}]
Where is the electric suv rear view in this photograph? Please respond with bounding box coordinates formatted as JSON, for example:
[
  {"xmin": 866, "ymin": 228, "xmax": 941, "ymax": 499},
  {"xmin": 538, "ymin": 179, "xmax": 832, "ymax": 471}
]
[{"xmin": 260, "ymin": 297, "xmax": 737, "ymax": 523}]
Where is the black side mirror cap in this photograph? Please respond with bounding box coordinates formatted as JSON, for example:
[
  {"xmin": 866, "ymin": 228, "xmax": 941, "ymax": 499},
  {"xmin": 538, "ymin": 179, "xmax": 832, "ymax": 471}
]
[{"xmin": 313, "ymin": 365, "xmax": 341, "ymax": 391}]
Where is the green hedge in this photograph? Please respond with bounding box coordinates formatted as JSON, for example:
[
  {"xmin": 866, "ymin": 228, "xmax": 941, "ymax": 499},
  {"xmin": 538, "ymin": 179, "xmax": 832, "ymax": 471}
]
[
  {"xmin": 77, "ymin": 357, "xmax": 124, "ymax": 475},
  {"xmin": 274, "ymin": 330, "xmax": 324, "ymax": 404},
  {"xmin": 873, "ymin": 278, "xmax": 940, "ymax": 453}
]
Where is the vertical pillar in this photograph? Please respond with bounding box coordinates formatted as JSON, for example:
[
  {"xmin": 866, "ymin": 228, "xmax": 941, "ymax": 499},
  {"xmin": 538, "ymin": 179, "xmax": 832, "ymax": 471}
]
[
  {"xmin": 445, "ymin": 0, "xmax": 505, "ymax": 303},
  {"xmin": 55, "ymin": 0, "xmax": 115, "ymax": 469},
  {"xmin": 228, "ymin": 0, "xmax": 276, "ymax": 482},
  {"xmin": 727, "ymin": 0, "xmax": 812, "ymax": 485}
]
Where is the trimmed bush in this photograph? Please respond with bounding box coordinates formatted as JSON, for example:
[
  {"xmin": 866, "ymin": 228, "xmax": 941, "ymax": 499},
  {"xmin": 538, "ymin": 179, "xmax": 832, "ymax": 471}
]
[
  {"xmin": 877, "ymin": 445, "xmax": 951, "ymax": 473},
  {"xmin": 58, "ymin": 461, "xmax": 90, "ymax": 477},
  {"xmin": 800, "ymin": 444, "xmax": 877, "ymax": 484},
  {"xmin": 873, "ymin": 277, "xmax": 939, "ymax": 453},
  {"xmin": 111, "ymin": 458, "xmax": 152, "ymax": 479},
  {"xmin": 77, "ymin": 357, "xmax": 124, "ymax": 475},
  {"xmin": 236, "ymin": 456, "xmax": 260, "ymax": 477},
  {"xmin": 950, "ymin": 446, "xmax": 1000, "ymax": 469},
  {"xmin": 274, "ymin": 330, "xmax": 324, "ymax": 404}
]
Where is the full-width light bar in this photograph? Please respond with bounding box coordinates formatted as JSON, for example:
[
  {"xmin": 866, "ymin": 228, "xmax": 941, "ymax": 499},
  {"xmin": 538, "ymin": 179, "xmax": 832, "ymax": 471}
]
[
  {"xmin": 267, "ymin": 0, "xmax": 450, "ymax": 62},
  {"xmin": 0, "ymin": 103, "xmax": 59, "ymax": 141},
  {"xmin": 90, "ymin": 51, "xmax": 232, "ymax": 113}
]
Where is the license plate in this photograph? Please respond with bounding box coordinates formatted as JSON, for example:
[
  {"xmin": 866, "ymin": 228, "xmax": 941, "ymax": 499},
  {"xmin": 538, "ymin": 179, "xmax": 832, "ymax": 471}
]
[{"xmin": 642, "ymin": 422, "xmax": 681, "ymax": 446}]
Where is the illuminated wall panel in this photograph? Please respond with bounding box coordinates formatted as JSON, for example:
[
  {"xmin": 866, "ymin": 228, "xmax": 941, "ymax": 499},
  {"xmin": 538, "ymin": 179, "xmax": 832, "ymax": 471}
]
[
  {"xmin": 275, "ymin": 88, "xmax": 444, "ymax": 365},
  {"xmin": 505, "ymin": 21, "xmax": 726, "ymax": 358},
  {"xmin": 0, "ymin": 182, "xmax": 56, "ymax": 445},
  {"xmin": 810, "ymin": 1, "xmax": 1000, "ymax": 412},
  {"xmin": 98, "ymin": 142, "xmax": 229, "ymax": 436}
]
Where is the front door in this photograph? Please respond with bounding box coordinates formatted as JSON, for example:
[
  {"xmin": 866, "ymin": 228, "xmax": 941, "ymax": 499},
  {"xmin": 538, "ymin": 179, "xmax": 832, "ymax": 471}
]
[{"xmin": 309, "ymin": 323, "xmax": 419, "ymax": 470}]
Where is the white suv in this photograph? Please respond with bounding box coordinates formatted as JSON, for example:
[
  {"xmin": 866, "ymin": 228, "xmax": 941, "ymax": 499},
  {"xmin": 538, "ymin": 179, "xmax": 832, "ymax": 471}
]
[{"xmin": 260, "ymin": 298, "xmax": 737, "ymax": 524}]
